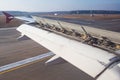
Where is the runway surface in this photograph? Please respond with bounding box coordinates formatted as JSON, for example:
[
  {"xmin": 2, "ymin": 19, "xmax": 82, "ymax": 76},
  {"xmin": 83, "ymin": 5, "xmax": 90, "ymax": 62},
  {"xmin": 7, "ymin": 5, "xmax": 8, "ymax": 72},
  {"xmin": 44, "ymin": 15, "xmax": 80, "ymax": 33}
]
[{"xmin": 0, "ymin": 28, "xmax": 95, "ymax": 80}]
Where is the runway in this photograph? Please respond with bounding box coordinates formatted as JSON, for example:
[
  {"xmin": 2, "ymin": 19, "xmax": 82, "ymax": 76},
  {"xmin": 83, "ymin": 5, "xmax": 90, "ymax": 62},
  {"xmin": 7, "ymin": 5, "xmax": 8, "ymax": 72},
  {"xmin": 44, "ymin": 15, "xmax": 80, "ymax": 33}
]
[
  {"xmin": 0, "ymin": 52, "xmax": 53, "ymax": 74},
  {"xmin": 0, "ymin": 28, "xmax": 95, "ymax": 80}
]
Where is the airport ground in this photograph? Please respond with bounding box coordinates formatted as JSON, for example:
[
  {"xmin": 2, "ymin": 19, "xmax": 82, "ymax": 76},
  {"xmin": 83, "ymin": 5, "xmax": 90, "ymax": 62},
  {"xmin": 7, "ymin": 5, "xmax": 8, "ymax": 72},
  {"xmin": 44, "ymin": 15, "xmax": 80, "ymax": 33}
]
[
  {"xmin": 0, "ymin": 14, "xmax": 120, "ymax": 80},
  {"xmin": 42, "ymin": 14, "xmax": 120, "ymax": 20}
]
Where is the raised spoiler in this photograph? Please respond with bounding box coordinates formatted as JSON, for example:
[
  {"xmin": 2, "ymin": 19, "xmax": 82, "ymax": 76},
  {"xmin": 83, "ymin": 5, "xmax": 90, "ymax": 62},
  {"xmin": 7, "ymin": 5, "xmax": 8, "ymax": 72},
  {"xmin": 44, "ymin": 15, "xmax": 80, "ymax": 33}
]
[
  {"xmin": 32, "ymin": 16, "xmax": 120, "ymax": 43},
  {"xmin": 17, "ymin": 24, "xmax": 120, "ymax": 80}
]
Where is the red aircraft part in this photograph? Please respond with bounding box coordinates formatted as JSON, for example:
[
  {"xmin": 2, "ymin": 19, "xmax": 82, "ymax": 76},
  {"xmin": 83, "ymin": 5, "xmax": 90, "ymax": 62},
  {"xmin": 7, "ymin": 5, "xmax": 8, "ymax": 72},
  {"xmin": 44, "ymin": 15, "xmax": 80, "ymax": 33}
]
[{"xmin": 2, "ymin": 11, "xmax": 14, "ymax": 23}]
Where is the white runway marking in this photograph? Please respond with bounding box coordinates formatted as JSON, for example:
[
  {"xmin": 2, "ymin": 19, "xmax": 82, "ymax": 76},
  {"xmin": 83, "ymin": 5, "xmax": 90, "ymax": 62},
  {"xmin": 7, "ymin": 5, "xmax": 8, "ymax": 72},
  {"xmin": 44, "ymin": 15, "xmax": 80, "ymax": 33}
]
[
  {"xmin": 0, "ymin": 52, "xmax": 54, "ymax": 72},
  {"xmin": 0, "ymin": 27, "xmax": 17, "ymax": 30}
]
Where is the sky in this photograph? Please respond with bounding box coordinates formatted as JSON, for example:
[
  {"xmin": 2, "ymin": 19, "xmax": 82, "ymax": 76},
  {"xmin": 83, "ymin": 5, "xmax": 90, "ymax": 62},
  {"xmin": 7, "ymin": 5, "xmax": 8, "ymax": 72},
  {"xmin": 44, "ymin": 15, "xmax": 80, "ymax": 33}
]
[{"xmin": 0, "ymin": 0, "xmax": 120, "ymax": 12}]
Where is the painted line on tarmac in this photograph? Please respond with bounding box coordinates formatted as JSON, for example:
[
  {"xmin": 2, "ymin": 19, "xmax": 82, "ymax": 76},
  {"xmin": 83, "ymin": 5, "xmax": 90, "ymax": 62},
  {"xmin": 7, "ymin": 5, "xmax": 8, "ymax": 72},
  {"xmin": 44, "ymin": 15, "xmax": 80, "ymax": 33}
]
[
  {"xmin": 0, "ymin": 27, "xmax": 17, "ymax": 30},
  {"xmin": 0, "ymin": 52, "xmax": 54, "ymax": 74}
]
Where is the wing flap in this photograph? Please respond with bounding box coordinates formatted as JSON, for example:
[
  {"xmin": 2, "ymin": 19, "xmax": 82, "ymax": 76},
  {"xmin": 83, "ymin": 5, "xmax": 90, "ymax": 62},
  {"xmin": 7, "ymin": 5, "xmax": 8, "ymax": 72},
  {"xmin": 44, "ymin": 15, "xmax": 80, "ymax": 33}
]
[{"xmin": 45, "ymin": 55, "xmax": 66, "ymax": 65}]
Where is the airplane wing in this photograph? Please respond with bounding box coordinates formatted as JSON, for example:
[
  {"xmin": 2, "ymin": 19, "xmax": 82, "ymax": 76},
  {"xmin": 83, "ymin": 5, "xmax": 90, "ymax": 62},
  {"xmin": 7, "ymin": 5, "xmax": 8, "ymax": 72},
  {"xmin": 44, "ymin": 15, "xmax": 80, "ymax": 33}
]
[
  {"xmin": 17, "ymin": 17, "xmax": 120, "ymax": 80},
  {"xmin": 2, "ymin": 11, "xmax": 35, "ymax": 24},
  {"xmin": 15, "ymin": 16, "xmax": 35, "ymax": 24}
]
